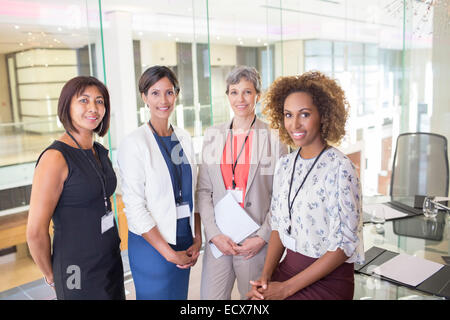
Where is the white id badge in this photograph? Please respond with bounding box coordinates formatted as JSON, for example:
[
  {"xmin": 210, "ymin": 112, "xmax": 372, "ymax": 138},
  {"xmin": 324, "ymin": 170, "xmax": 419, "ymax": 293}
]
[
  {"xmin": 101, "ymin": 210, "xmax": 115, "ymax": 234},
  {"xmin": 282, "ymin": 232, "xmax": 297, "ymax": 252},
  {"xmin": 176, "ymin": 203, "xmax": 191, "ymax": 219},
  {"xmin": 226, "ymin": 188, "xmax": 243, "ymax": 203}
]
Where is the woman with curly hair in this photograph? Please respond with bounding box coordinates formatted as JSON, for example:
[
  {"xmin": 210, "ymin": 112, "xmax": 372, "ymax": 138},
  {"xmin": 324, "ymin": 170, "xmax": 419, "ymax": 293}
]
[{"xmin": 247, "ymin": 71, "xmax": 364, "ymax": 300}]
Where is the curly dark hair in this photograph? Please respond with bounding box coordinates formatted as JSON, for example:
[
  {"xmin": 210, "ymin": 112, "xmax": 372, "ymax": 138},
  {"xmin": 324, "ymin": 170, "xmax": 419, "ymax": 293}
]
[{"xmin": 262, "ymin": 71, "xmax": 349, "ymax": 148}]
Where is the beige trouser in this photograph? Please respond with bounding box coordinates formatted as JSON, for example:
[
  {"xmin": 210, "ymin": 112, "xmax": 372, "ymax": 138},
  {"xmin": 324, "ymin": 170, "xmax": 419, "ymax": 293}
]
[{"xmin": 200, "ymin": 241, "xmax": 268, "ymax": 300}]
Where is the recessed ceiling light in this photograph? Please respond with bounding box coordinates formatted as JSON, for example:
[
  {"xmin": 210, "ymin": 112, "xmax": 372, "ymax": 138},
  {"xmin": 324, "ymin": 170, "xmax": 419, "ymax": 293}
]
[
  {"xmin": 138, "ymin": 31, "xmax": 143, "ymax": 36},
  {"xmin": 28, "ymin": 32, "xmax": 32, "ymax": 36},
  {"xmin": 264, "ymin": 42, "xmax": 268, "ymax": 46},
  {"xmin": 239, "ymin": 41, "xmax": 243, "ymax": 45},
  {"xmin": 175, "ymin": 37, "xmax": 179, "ymax": 41},
  {"xmin": 14, "ymin": 25, "xmax": 20, "ymax": 29},
  {"xmin": 216, "ymin": 36, "xmax": 220, "ymax": 40},
  {"xmin": 257, "ymin": 38, "xmax": 261, "ymax": 43},
  {"xmin": 19, "ymin": 43, "xmax": 23, "ymax": 46},
  {"xmin": 57, "ymin": 27, "xmax": 62, "ymax": 32}
]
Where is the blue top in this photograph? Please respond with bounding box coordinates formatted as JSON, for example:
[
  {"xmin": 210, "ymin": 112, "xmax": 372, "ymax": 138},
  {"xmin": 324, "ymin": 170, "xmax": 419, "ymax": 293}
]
[{"xmin": 153, "ymin": 132, "xmax": 193, "ymax": 214}]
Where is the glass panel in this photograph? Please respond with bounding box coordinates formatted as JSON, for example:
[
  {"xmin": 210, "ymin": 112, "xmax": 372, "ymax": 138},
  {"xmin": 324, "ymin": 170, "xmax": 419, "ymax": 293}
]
[
  {"xmin": 0, "ymin": 0, "xmax": 103, "ymax": 294},
  {"xmin": 403, "ymin": 0, "xmax": 449, "ymax": 146},
  {"xmin": 206, "ymin": 0, "xmax": 281, "ymax": 120},
  {"xmin": 1, "ymin": 0, "xmax": 448, "ymax": 300},
  {"xmin": 305, "ymin": 40, "xmax": 333, "ymax": 56}
]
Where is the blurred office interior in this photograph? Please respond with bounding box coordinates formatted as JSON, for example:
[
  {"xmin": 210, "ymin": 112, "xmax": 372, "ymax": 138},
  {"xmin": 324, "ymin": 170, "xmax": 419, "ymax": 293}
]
[{"xmin": 0, "ymin": 0, "xmax": 448, "ymax": 299}]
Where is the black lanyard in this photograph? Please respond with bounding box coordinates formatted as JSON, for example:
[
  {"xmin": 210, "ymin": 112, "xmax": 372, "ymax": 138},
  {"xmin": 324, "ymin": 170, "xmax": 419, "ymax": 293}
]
[
  {"xmin": 66, "ymin": 131, "xmax": 109, "ymax": 214},
  {"xmin": 148, "ymin": 120, "xmax": 183, "ymax": 204},
  {"xmin": 228, "ymin": 115, "xmax": 256, "ymax": 189},
  {"xmin": 286, "ymin": 145, "xmax": 328, "ymax": 235}
]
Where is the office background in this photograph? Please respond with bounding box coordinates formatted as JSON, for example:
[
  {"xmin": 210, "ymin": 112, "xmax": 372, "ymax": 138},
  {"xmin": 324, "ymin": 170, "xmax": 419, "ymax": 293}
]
[{"xmin": 0, "ymin": 0, "xmax": 449, "ymax": 298}]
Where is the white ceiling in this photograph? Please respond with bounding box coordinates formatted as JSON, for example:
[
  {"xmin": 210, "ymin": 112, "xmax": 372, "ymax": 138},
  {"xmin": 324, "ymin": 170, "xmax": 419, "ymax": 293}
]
[{"xmin": 0, "ymin": 0, "xmax": 434, "ymax": 54}]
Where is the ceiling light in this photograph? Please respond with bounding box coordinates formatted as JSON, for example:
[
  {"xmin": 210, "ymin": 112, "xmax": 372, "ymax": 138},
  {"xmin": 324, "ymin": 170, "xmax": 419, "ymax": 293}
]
[
  {"xmin": 19, "ymin": 43, "xmax": 23, "ymax": 46},
  {"xmin": 168, "ymin": 33, "xmax": 172, "ymax": 37},
  {"xmin": 216, "ymin": 36, "xmax": 220, "ymax": 40},
  {"xmin": 239, "ymin": 41, "xmax": 243, "ymax": 45},
  {"xmin": 257, "ymin": 39, "xmax": 261, "ymax": 43},
  {"xmin": 264, "ymin": 42, "xmax": 268, "ymax": 46},
  {"xmin": 14, "ymin": 25, "xmax": 20, "ymax": 29},
  {"xmin": 57, "ymin": 27, "xmax": 62, "ymax": 32},
  {"xmin": 138, "ymin": 31, "xmax": 143, "ymax": 36}
]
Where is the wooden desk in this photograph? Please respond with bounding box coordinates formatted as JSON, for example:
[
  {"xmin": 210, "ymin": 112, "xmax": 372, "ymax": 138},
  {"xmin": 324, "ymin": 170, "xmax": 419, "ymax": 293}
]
[
  {"xmin": 0, "ymin": 194, "xmax": 129, "ymax": 257},
  {"xmin": 0, "ymin": 211, "xmax": 29, "ymax": 251}
]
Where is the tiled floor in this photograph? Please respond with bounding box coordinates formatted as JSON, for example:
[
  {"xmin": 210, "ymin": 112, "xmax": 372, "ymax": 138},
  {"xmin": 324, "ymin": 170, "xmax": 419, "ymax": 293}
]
[{"xmin": 0, "ymin": 249, "xmax": 239, "ymax": 300}]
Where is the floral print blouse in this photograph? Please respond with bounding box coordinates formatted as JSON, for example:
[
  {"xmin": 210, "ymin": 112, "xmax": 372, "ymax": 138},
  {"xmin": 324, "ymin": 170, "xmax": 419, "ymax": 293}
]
[{"xmin": 270, "ymin": 147, "xmax": 365, "ymax": 264}]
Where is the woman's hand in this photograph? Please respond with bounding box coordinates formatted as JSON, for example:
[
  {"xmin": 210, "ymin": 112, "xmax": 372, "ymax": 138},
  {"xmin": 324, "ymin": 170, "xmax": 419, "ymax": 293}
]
[
  {"xmin": 177, "ymin": 237, "xmax": 202, "ymax": 269},
  {"xmin": 211, "ymin": 234, "xmax": 237, "ymax": 255},
  {"xmin": 247, "ymin": 275, "xmax": 269, "ymax": 300},
  {"xmin": 233, "ymin": 236, "xmax": 266, "ymax": 260},
  {"xmin": 44, "ymin": 274, "xmax": 56, "ymax": 291},
  {"xmin": 167, "ymin": 250, "xmax": 193, "ymax": 266},
  {"xmin": 247, "ymin": 279, "xmax": 291, "ymax": 300}
]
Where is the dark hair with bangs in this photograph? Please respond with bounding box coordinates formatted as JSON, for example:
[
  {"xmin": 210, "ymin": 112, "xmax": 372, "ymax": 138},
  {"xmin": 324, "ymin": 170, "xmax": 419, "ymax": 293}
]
[{"xmin": 57, "ymin": 76, "xmax": 110, "ymax": 137}]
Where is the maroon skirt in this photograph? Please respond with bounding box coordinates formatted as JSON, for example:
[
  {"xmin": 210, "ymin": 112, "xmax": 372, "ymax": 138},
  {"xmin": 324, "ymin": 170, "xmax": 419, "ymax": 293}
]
[{"xmin": 271, "ymin": 249, "xmax": 354, "ymax": 300}]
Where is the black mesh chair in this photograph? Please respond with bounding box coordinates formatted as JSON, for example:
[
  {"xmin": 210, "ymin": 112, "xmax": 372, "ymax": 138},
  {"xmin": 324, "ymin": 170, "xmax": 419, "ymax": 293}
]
[{"xmin": 390, "ymin": 132, "xmax": 449, "ymax": 200}]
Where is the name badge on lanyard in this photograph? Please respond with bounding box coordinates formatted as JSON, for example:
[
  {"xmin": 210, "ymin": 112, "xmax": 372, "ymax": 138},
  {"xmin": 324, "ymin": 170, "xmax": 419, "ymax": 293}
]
[
  {"xmin": 226, "ymin": 187, "xmax": 244, "ymax": 203},
  {"xmin": 101, "ymin": 210, "xmax": 115, "ymax": 234},
  {"xmin": 284, "ymin": 146, "xmax": 328, "ymax": 252},
  {"xmin": 65, "ymin": 131, "xmax": 115, "ymax": 237},
  {"xmin": 281, "ymin": 231, "xmax": 297, "ymax": 252},
  {"xmin": 176, "ymin": 202, "xmax": 191, "ymax": 219}
]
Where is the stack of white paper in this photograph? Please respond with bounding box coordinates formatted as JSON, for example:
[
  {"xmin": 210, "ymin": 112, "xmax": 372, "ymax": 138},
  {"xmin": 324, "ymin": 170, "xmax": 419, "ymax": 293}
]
[
  {"xmin": 210, "ymin": 193, "xmax": 260, "ymax": 259},
  {"xmin": 364, "ymin": 203, "xmax": 408, "ymax": 220},
  {"xmin": 373, "ymin": 253, "xmax": 444, "ymax": 287}
]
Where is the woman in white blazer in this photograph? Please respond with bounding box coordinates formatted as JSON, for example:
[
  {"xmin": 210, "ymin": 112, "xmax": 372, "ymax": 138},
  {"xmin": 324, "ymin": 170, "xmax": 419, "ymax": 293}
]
[{"xmin": 117, "ymin": 66, "xmax": 201, "ymax": 300}]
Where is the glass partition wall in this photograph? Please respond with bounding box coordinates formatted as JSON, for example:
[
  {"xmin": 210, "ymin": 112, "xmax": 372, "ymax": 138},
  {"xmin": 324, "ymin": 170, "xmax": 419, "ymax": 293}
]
[
  {"xmin": 0, "ymin": 0, "xmax": 106, "ymax": 293},
  {"xmin": 0, "ymin": 0, "xmax": 449, "ymax": 296}
]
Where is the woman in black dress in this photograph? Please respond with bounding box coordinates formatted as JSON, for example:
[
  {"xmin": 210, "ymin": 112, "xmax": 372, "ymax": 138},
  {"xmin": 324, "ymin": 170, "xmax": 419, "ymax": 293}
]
[{"xmin": 27, "ymin": 76, "xmax": 125, "ymax": 300}]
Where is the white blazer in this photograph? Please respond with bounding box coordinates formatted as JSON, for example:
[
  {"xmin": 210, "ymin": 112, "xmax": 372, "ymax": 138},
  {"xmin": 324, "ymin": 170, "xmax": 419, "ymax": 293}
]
[{"xmin": 117, "ymin": 123, "xmax": 197, "ymax": 245}]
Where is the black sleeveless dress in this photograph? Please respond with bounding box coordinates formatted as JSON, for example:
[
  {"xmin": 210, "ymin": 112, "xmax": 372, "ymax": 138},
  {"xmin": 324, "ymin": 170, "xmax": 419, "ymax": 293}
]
[{"xmin": 36, "ymin": 140, "xmax": 125, "ymax": 300}]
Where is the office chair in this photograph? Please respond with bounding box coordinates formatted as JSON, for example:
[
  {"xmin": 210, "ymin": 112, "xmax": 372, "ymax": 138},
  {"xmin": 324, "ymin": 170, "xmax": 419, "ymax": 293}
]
[{"xmin": 390, "ymin": 132, "xmax": 449, "ymax": 200}]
